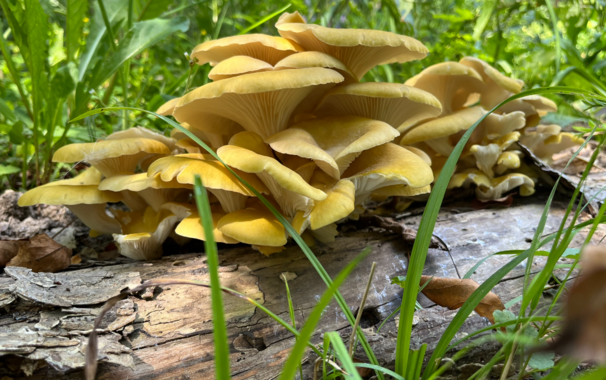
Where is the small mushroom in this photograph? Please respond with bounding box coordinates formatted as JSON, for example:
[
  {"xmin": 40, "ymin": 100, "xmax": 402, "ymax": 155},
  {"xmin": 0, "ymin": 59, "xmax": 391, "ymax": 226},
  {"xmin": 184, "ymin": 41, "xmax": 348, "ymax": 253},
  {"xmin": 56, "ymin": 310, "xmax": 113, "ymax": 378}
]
[
  {"xmin": 147, "ymin": 155, "xmax": 269, "ymax": 213},
  {"xmin": 174, "ymin": 204, "xmax": 239, "ymax": 244},
  {"xmin": 404, "ymin": 62, "xmax": 485, "ymax": 116},
  {"xmin": 314, "ymin": 82, "xmax": 442, "ymax": 132},
  {"xmin": 191, "ymin": 34, "xmax": 303, "ymax": 66},
  {"xmin": 307, "ymin": 170, "xmax": 356, "ymax": 230},
  {"xmin": 532, "ymin": 132, "xmax": 584, "ymax": 164},
  {"xmin": 99, "ymin": 173, "xmax": 192, "ymax": 212},
  {"xmin": 217, "ymin": 144, "xmax": 327, "ymax": 217},
  {"xmin": 53, "ymin": 138, "xmax": 171, "ymax": 177},
  {"xmin": 468, "ymin": 132, "xmax": 521, "ymax": 177},
  {"xmin": 459, "ymin": 57, "xmax": 524, "ymax": 110},
  {"xmin": 275, "ymin": 11, "xmax": 428, "ymax": 79},
  {"xmin": 112, "ymin": 205, "xmax": 183, "ymax": 261},
  {"xmin": 266, "ymin": 115, "xmax": 400, "ymax": 179},
  {"xmin": 342, "ymin": 143, "xmax": 434, "ymax": 204},
  {"xmin": 18, "ymin": 168, "xmax": 122, "ymax": 236},
  {"xmin": 217, "ymin": 205, "xmax": 287, "ymax": 254},
  {"xmin": 173, "ymin": 68, "xmax": 343, "ymax": 139},
  {"xmin": 449, "ymin": 169, "xmax": 535, "ymax": 199}
]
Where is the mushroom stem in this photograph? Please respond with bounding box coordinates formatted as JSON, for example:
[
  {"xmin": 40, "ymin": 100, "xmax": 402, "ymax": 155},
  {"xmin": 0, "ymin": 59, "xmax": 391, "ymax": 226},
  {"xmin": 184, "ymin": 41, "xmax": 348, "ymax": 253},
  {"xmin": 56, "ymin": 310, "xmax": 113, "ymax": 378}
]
[
  {"xmin": 207, "ymin": 189, "xmax": 248, "ymax": 213},
  {"xmin": 256, "ymin": 171, "xmax": 313, "ymax": 217},
  {"xmin": 67, "ymin": 204, "xmax": 121, "ymax": 235}
]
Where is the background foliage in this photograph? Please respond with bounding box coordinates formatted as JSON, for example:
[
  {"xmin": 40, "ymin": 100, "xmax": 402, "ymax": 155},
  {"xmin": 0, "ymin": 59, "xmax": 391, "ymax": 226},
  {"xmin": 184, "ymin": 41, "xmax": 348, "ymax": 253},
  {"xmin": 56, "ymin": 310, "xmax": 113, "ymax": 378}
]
[{"xmin": 0, "ymin": 0, "xmax": 604, "ymax": 190}]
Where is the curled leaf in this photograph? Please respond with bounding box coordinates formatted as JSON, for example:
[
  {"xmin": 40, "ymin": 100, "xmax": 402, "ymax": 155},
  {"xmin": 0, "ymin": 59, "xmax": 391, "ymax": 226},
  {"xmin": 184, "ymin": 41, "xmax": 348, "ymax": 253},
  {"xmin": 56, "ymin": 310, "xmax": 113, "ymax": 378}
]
[
  {"xmin": 0, "ymin": 239, "xmax": 26, "ymax": 266},
  {"xmin": 6, "ymin": 234, "xmax": 72, "ymax": 273},
  {"xmin": 420, "ymin": 275, "xmax": 504, "ymax": 323}
]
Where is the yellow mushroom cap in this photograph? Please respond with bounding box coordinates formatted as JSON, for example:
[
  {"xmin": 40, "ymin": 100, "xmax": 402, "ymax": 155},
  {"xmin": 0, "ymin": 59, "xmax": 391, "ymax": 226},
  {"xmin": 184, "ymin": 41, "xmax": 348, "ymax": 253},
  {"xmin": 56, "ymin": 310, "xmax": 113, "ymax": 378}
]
[
  {"xmin": 18, "ymin": 184, "xmax": 122, "ymax": 236},
  {"xmin": 174, "ymin": 68, "xmax": 344, "ymax": 139},
  {"xmin": 147, "ymin": 155, "xmax": 268, "ymax": 196},
  {"xmin": 404, "ymin": 62, "xmax": 485, "ymax": 115},
  {"xmin": 266, "ymin": 116, "xmax": 399, "ymax": 179},
  {"xmin": 275, "ymin": 51, "xmax": 357, "ymax": 83},
  {"xmin": 53, "ymin": 138, "xmax": 171, "ymax": 177},
  {"xmin": 113, "ymin": 206, "xmax": 181, "ymax": 261},
  {"xmin": 106, "ymin": 126, "xmax": 179, "ymax": 152},
  {"xmin": 449, "ymin": 169, "xmax": 535, "ymax": 200},
  {"xmin": 156, "ymin": 97, "xmax": 180, "ymax": 116},
  {"xmin": 218, "ymin": 145, "xmax": 326, "ymax": 199},
  {"xmin": 44, "ymin": 167, "xmax": 103, "ymax": 187},
  {"xmin": 314, "ymin": 82, "xmax": 442, "ymax": 132},
  {"xmin": 401, "ymin": 106, "xmax": 485, "ymax": 145},
  {"xmin": 191, "ymin": 34, "xmax": 303, "ymax": 66},
  {"xmin": 532, "ymin": 132, "xmax": 584, "ymax": 162},
  {"xmin": 307, "ymin": 170, "xmax": 356, "ymax": 230},
  {"xmin": 228, "ymin": 131, "xmax": 274, "ymax": 157},
  {"xmin": 175, "ymin": 206, "xmax": 239, "ymax": 244},
  {"xmin": 99, "ymin": 172, "xmax": 191, "ymax": 192},
  {"xmin": 343, "ymin": 143, "xmax": 434, "ymax": 197},
  {"xmin": 275, "ymin": 11, "xmax": 428, "ymax": 79},
  {"xmin": 208, "ymin": 56, "xmax": 274, "ymax": 81},
  {"xmin": 218, "ymin": 207, "xmax": 287, "ymax": 247},
  {"xmin": 459, "ymin": 57, "xmax": 524, "ymax": 110}
]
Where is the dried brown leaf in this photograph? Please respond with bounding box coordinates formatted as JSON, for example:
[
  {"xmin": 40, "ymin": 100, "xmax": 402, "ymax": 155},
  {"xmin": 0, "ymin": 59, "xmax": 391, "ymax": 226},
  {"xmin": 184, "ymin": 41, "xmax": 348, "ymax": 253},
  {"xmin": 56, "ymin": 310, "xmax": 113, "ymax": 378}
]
[
  {"xmin": 420, "ymin": 275, "xmax": 505, "ymax": 323},
  {"xmin": 6, "ymin": 234, "xmax": 71, "ymax": 273},
  {"xmin": 0, "ymin": 239, "xmax": 26, "ymax": 266}
]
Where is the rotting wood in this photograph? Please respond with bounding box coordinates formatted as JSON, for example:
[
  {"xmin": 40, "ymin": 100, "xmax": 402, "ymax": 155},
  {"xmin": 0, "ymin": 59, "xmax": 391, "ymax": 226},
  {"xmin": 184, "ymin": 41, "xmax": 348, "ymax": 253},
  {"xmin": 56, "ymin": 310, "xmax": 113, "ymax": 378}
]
[{"xmin": 0, "ymin": 193, "xmax": 602, "ymax": 379}]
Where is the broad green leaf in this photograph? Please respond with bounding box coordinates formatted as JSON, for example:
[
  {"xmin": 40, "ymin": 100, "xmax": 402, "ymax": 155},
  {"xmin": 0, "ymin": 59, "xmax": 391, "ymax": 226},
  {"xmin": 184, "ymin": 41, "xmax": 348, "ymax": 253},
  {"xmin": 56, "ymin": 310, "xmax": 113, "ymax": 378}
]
[
  {"xmin": 135, "ymin": 0, "xmax": 173, "ymax": 21},
  {"xmin": 472, "ymin": 0, "xmax": 496, "ymax": 40},
  {"xmin": 0, "ymin": 0, "xmax": 31, "ymax": 67},
  {"xmin": 0, "ymin": 165, "xmax": 20, "ymax": 176},
  {"xmin": 89, "ymin": 17, "xmax": 190, "ymax": 90},
  {"xmin": 24, "ymin": 0, "xmax": 49, "ymax": 112},
  {"xmin": 528, "ymin": 351, "xmax": 555, "ymax": 371},
  {"xmin": 78, "ymin": 0, "xmax": 127, "ymax": 81},
  {"xmin": 9, "ymin": 121, "xmax": 26, "ymax": 145},
  {"xmin": 0, "ymin": 99, "xmax": 16, "ymax": 123},
  {"xmin": 66, "ymin": 0, "xmax": 88, "ymax": 62}
]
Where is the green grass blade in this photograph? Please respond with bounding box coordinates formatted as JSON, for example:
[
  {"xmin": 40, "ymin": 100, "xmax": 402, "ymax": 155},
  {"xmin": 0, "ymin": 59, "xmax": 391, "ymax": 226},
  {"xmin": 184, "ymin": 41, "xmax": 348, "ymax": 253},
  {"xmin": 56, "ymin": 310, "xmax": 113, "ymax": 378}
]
[
  {"xmin": 545, "ymin": 0, "xmax": 561, "ymax": 73},
  {"xmin": 354, "ymin": 363, "xmax": 405, "ymax": 380},
  {"xmin": 279, "ymin": 247, "xmax": 371, "ymax": 380},
  {"xmin": 573, "ymin": 367, "xmax": 606, "ymax": 380},
  {"xmin": 324, "ymin": 332, "xmax": 363, "ymax": 380},
  {"xmin": 283, "ymin": 275, "xmax": 303, "ymax": 380},
  {"xmin": 238, "ymin": 4, "xmax": 292, "ymax": 35},
  {"xmin": 70, "ymin": 106, "xmax": 385, "ymax": 380},
  {"xmin": 404, "ymin": 86, "xmax": 601, "ymax": 379},
  {"xmin": 193, "ymin": 176, "xmax": 231, "ymax": 379}
]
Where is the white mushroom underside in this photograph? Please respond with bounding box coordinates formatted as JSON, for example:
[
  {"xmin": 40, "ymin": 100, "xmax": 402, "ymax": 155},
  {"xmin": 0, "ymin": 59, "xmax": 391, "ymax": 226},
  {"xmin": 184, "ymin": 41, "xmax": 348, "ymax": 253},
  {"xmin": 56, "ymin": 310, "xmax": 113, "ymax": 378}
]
[
  {"xmin": 113, "ymin": 214, "xmax": 180, "ymax": 261},
  {"xmin": 257, "ymin": 171, "xmax": 313, "ymax": 217},
  {"xmin": 92, "ymin": 152, "xmax": 153, "ymax": 177},
  {"xmin": 207, "ymin": 189, "xmax": 248, "ymax": 213},
  {"xmin": 424, "ymin": 136, "xmax": 454, "ymax": 157},
  {"xmin": 67, "ymin": 204, "xmax": 121, "ymax": 235}
]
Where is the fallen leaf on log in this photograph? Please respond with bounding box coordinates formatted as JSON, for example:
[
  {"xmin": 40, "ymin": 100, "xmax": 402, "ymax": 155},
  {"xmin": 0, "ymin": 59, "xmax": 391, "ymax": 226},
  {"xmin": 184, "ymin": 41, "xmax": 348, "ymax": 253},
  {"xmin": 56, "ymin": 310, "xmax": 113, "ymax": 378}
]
[
  {"xmin": 548, "ymin": 245, "xmax": 606, "ymax": 363},
  {"xmin": 5, "ymin": 234, "xmax": 71, "ymax": 273},
  {"xmin": 420, "ymin": 275, "xmax": 505, "ymax": 323},
  {"xmin": 0, "ymin": 239, "xmax": 27, "ymax": 266}
]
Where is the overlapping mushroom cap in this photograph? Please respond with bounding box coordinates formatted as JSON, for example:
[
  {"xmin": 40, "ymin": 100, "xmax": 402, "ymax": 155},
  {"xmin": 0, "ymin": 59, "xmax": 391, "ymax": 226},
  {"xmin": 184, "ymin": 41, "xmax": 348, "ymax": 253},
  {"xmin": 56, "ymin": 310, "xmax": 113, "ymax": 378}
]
[
  {"xmin": 266, "ymin": 115, "xmax": 400, "ymax": 179},
  {"xmin": 275, "ymin": 11, "xmax": 428, "ymax": 80},
  {"xmin": 18, "ymin": 167, "xmax": 123, "ymax": 236},
  {"xmin": 173, "ymin": 68, "xmax": 343, "ymax": 139},
  {"xmin": 53, "ymin": 137, "xmax": 171, "ymax": 177},
  {"xmin": 404, "ymin": 62, "xmax": 485, "ymax": 116},
  {"xmin": 314, "ymin": 82, "xmax": 442, "ymax": 132}
]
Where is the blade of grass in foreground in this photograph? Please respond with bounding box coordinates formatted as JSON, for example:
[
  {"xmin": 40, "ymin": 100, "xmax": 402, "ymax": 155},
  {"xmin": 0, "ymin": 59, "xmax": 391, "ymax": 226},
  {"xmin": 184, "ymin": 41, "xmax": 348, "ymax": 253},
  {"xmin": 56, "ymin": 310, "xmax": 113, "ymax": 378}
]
[
  {"xmin": 71, "ymin": 106, "xmax": 385, "ymax": 380},
  {"xmin": 193, "ymin": 176, "xmax": 230, "ymax": 379},
  {"xmin": 395, "ymin": 86, "xmax": 602, "ymax": 376},
  {"xmin": 324, "ymin": 332, "xmax": 363, "ymax": 380},
  {"xmin": 279, "ymin": 247, "xmax": 371, "ymax": 380}
]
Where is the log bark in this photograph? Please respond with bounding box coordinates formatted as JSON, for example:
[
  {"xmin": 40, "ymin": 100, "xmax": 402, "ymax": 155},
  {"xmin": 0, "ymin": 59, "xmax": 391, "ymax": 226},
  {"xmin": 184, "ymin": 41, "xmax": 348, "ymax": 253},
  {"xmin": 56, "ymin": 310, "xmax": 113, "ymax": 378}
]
[{"xmin": 0, "ymin": 193, "xmax": 601, "ymax": 379}]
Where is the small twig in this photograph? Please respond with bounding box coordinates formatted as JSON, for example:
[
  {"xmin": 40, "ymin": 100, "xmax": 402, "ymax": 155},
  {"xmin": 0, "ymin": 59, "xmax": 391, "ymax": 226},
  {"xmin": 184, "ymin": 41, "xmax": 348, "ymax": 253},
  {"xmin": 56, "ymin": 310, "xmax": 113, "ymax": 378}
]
[
  {"xmin": 348, "ymin": 262, "xmax": 377, "ymax": 357},
  {"xmin": 51, "ymin": 219, "xmax": 76, "ymax": 239}
]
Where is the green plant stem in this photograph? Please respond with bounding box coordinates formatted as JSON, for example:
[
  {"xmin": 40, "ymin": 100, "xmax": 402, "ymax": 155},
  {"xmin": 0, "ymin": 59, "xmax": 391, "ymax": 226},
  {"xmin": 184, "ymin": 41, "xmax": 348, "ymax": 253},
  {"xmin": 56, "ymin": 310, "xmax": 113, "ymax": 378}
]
[
  {"xmin": 545, "ymin": 0, "xmax": 561, "ymax": 73},
  {"xmin": 348, "ymin": 262, "xmax": 376, "ymax": 357},
  {"xmin": 0, "ymin": 27, "xmax": 34, "ymax": 121}
]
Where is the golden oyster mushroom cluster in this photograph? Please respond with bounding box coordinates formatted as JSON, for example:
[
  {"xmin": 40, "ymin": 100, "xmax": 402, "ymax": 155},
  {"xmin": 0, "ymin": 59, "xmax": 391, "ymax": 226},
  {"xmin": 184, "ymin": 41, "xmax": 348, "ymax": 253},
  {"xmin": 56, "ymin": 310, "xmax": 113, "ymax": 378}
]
[
  {"xmin": 157, "ymin": 11, "xmax": 443, "ymax": 255},
  {"xmin": 399, "ymin": 57, "xmax": 583, "ymax": 200},
  {"xmin": 18, "ymin": 12, "xmax": 582, "ymax": 260}
]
